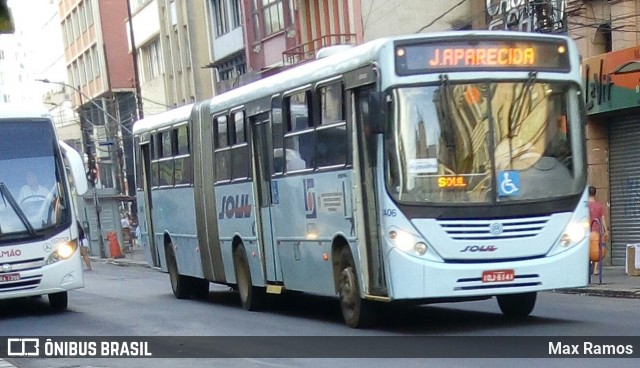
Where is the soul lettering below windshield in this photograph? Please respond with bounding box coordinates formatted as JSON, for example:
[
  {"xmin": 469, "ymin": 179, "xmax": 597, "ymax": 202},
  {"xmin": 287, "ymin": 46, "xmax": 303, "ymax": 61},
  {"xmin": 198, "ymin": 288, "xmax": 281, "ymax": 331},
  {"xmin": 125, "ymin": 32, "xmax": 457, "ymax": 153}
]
[
  {"xmin": 386, "ymin": 82, "xmax": 586, "ymax": 205},
  {"xmin": 0, "ymin": 120, "xmax": 69, "ymax": 237}
]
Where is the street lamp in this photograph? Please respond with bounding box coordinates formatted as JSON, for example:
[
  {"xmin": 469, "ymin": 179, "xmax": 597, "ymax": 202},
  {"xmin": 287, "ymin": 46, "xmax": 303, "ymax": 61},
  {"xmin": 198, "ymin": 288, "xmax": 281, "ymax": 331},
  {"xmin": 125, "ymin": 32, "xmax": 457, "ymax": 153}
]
[
  {"xmin": 35, "ymin": 79, "xmax": 132, "ymax": 134},
  {"xmin": 36, "ymin": 78, "xmax": 107, "ymax": 258},
  {"xmin": 37, "ymin": 78, "xmax": 134, "ymax": 199}
]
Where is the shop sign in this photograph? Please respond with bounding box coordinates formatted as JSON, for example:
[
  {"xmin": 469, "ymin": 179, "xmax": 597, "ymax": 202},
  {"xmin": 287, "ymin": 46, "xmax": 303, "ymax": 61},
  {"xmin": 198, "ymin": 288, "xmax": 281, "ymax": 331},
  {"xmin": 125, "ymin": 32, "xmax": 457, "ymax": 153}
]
[
  {"xmin": 486, "ymin": 0, "xmax": 566, "ymax": 33},
  {"xmin": 583, "ymin": 46, "xmax": 640, "ymax": 115}
]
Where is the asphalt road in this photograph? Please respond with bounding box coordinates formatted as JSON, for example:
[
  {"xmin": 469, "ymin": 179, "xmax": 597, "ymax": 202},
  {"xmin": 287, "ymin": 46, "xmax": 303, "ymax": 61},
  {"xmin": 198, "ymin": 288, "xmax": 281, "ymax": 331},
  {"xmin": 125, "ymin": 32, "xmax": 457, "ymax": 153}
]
[{"xmin": 1, "ymin": 261, "xmax": 639, "ymax": 368}]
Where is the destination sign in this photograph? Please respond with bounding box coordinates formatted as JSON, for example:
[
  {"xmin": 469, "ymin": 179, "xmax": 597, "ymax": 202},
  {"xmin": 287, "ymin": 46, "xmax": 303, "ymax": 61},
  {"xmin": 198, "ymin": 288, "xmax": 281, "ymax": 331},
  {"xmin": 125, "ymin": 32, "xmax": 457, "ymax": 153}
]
[{"xmin": 395, "ymin": 38, "xmax": 570, "ymax": 74}]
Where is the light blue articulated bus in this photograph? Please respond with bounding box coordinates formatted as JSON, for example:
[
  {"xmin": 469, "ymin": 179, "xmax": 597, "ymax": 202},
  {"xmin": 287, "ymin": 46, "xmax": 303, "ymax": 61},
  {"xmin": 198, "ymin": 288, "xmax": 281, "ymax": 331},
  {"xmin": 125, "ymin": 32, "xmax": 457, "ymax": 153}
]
[{"xmin": 133, "ymin": 31, "xmax": 588, "ymax": 328}]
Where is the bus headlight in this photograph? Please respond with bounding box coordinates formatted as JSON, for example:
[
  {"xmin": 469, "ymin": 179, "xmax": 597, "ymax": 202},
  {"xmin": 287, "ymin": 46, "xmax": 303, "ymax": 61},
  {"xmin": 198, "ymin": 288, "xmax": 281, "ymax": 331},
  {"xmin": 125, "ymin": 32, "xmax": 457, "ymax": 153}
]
[
  {"xmin": 389, "ymin": 230, "xmax": 428, "ymax": 256},
  {"xmin": 559, "ymin": 218, "xmax": 589, "ymax": 247},
  {"xmin": 46, "ymin": 240, "xmax": 78, "ymax": 265}
]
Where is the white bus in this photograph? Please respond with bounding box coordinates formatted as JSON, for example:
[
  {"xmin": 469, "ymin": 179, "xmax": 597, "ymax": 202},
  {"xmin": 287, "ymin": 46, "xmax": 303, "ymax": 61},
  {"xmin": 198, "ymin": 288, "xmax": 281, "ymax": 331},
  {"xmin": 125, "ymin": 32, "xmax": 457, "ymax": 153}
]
[
  {"xmin": 134, "ymin": 31, "xmax": 588, "ymax": 327},
  {"xmin": 0, "ymin": 105, "xmax": 88, "ymax": 310}
]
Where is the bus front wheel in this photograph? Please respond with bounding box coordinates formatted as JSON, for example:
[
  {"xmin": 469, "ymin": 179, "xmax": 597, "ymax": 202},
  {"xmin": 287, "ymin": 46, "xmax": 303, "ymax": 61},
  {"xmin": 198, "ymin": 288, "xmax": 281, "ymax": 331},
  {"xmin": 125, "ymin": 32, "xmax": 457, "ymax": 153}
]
[
  {"xmin": 496, "ymin": 292, "xmax": 537, "ymax": 319},
  {"xmin": 233, "ymin": 244, "xmax": 264, "ymax": 311},
  {"xmin": 338, "ymin": 247, "xmax": 374, "ymax": 328},
  {"xmin": 48, "ymin": 291, "xmax": 68, "ymax": 311}
]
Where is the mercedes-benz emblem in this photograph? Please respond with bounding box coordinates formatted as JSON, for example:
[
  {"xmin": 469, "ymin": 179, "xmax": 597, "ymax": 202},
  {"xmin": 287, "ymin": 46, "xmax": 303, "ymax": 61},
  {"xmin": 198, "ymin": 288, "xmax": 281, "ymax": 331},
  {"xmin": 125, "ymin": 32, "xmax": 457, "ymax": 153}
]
[
  {"xmin": 43, "ymin": 243, "xmax": 52, "ymax": 252},
  {"xmin": 1, "ymin": 264, "xmax": 12, "ymax": 273},
  {"xmin": 489, "ymin": 222, "xmax": 504, "ymax": 235}
]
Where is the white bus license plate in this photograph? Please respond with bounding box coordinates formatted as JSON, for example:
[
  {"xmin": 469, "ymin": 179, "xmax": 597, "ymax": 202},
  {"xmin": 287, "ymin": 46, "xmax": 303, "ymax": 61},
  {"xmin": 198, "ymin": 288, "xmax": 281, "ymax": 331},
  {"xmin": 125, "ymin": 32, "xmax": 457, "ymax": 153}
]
[
  {"xmin": 0, "ymin": 273, "xmax": 20, "ymax": 282},
  {"xmin": 482, "ymin": 270, "xmax": 514, "ymax": 283}
]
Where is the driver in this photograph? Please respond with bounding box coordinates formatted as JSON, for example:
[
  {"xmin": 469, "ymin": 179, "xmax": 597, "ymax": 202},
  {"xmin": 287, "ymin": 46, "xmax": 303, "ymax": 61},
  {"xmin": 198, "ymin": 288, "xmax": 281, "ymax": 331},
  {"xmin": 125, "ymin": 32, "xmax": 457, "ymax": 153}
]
[{"xmin": 17, "ymin": 172, "xmax": 50, "ymax": 203}]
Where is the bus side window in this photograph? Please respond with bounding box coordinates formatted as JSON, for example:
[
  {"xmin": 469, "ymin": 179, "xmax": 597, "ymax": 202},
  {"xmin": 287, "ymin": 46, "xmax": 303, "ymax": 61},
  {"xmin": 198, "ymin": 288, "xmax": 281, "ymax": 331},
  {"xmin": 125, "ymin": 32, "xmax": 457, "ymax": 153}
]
[
  {"xmin": 284, "ymin": 90, "xmax": 315, "ymax": 171},
  {"xmin": 214, "ymin": 115, "xmax": 231, "ymax": 182},
  {"xmin": 231, "ymin": 110, "xmax": 251, "ymax": 180},
  {"xmin": 159, "ymin": 130, "xmax": 174, "ymax": 187},
  {"xmin": 272, "ymin": 97, "xmax": 284, "ymax": 175},
  {"xmin": 150, "ymin": 133, "xmax": 160, "ymax": 188},
  {"xmin": 316, "ymin": 82, "xmax": 347, "ymax": 168},
  {"xmin": 174, "ymin": 124, "xmax": 192, "ymax": 185}
]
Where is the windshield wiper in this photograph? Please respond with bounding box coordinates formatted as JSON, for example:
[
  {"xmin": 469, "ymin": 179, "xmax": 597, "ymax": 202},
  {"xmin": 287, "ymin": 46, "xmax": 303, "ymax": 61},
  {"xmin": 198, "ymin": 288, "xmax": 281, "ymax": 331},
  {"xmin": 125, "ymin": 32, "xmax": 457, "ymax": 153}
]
[
  {"xmin": 437, "ymin": 74, "xmax": 460, "ymax": 169},
  {"xmin": 0, "ymin": 181, "xmax": 37, "ymax": 237},
  {"xmin": 505, "ymin": 72, "xmax": 537, "ymax": 168},
  {"xmin": 508, "ymin": 71, "xmax": 538, "ymax": 138}
]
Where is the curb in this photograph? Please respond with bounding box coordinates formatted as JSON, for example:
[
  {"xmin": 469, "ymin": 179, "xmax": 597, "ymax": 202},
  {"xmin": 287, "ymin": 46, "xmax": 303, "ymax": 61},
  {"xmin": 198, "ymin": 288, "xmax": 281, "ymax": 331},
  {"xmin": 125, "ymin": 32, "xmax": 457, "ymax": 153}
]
[
  {"xmin": 553, "ymin": 287, "xmax": 640, "ymax": 299},
  {"xmin": 105, "ymin": 259, "xmax": 151, "ymax": 268}
]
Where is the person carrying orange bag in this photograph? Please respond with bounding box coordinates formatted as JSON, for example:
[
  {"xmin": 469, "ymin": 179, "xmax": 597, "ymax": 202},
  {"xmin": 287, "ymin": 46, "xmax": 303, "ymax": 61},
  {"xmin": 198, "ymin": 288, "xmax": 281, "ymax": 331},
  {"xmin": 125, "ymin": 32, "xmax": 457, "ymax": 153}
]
[{"xmin": 588, "ymin": 186, "xmax": 608, "ymax": 275}]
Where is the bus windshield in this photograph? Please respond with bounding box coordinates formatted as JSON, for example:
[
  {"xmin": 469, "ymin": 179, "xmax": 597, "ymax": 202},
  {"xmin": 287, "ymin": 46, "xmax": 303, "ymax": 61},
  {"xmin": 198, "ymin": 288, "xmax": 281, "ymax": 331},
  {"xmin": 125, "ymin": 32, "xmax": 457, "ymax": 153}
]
[
  {"xmin": 387, "ymin": 81, "xmax": 585, "ymax": 205},
  {"xmin": 0, "ymin": 119, "xmax": 70, "ymax": 238}
]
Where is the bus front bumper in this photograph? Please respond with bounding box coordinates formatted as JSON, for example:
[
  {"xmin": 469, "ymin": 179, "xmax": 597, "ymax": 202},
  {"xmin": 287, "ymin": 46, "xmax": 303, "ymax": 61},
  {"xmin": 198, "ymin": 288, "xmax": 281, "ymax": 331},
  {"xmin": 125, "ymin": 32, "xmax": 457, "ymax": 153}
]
[
  {"xmin": 385, "ymin": 239, "xmax": 589, "ymax": 300},
  {"xmin": 0, "ymin": 254, "xmax": 84, "ymax": 300}
]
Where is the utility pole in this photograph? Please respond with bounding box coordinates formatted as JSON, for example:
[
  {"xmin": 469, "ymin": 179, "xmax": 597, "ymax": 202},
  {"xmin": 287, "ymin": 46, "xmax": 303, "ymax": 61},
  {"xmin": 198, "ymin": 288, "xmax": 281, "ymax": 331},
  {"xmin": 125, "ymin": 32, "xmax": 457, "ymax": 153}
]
[
  {"xmin": 125, "ymin": 0, "xmax": 144, "ymax": 120},
  {"xmin": 79, "ymin": 88, "xmax": 106, "ymax": 259}
]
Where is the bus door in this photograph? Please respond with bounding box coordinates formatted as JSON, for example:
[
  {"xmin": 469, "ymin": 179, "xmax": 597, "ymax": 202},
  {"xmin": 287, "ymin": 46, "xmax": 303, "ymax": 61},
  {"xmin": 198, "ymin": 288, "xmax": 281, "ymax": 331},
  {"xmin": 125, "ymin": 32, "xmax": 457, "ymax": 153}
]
[
  {"xmin": 250, "ymin": 113, "xmax": 282, "ymax": 283},
  {"xmin": 138, "ymin": 142, "xmax": 160, "ymax": 267},
  {"xmin": 352, "ymin": 85, "xmax": 388, "ymax": 297}
]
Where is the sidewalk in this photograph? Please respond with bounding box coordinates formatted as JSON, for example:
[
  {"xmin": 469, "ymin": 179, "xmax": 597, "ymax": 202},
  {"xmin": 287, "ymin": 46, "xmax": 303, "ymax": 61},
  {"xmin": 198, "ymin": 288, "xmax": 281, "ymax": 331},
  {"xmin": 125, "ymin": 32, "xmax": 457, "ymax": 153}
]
[
  {"xmin": 556, "ymin": 266, "xmax": 640, "ymax": 299},
  {"xmin": 90, "ymin": 245, "xmax": 150, "ymax": 268}
]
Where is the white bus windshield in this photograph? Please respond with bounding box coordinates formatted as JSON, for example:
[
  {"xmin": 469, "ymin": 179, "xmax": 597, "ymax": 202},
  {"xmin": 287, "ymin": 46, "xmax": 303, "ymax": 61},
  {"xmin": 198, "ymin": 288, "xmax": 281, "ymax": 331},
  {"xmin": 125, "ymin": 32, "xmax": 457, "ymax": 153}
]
[
  {"xmin": 387, "ymin": 82, "xmax": 585, "ymax": 204},
  {"xmin": 0, "ymin": 119, "xmax": 70, "ymax": 238}
]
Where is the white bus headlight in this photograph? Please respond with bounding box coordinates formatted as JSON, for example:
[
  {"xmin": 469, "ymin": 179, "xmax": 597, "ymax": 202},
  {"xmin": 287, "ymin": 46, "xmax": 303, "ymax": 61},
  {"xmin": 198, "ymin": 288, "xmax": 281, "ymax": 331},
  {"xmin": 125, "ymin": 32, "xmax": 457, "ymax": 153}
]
[
  {"xmin": 389, "ymin": 230, "xmax": 428, "ymax": 256},
  {"xmin": 559, "ymin": 218, "xmax": 589, "ymax": 247},
  {"xmin": 46, "ymin": 240, "xmax": 78, "ymax": 265}
]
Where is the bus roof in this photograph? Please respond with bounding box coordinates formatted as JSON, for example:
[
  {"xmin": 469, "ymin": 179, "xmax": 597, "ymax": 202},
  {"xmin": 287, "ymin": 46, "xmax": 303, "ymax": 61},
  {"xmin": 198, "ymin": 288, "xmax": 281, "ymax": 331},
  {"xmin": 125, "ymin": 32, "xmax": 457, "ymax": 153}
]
[
  {"xmin": 207, "ymin": 37, "xmax": 387, "ymax": 113},
  {"xmin": 0, "ymin": 104, "xmax": 52, "ymax": 120},
  {"xmin": 132, "ymin": 103, "xmax": 194, "ymax": 135},
  {"xmin": 206, "ymin": 30, "xmax": 577, "ymax": 114}
]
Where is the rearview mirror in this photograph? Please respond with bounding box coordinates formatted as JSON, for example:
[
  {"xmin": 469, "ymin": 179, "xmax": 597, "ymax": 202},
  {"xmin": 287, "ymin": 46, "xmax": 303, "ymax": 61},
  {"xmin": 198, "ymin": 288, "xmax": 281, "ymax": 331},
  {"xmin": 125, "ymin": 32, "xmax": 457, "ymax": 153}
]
[
  {"xmin": 367, "ymin": 91, "xmax": 385, "ymax": 134},
  {"xmin": 59, "ymin": 140, "xmax": 88, "ymax": 196}
]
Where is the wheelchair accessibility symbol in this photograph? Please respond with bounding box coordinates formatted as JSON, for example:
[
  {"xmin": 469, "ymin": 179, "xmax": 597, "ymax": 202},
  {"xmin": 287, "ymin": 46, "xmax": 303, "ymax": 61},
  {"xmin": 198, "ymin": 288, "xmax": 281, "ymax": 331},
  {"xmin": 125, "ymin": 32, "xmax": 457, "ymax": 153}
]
[{"xmin": 498, "ymin": 171, "xmax": 520, "ymax": 197}]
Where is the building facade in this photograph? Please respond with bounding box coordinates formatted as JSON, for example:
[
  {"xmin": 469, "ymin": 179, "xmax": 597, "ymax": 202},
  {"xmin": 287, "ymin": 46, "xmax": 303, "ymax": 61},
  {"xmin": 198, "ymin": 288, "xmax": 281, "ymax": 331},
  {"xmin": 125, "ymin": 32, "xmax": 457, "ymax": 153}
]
[
  {"xmin": 59, "ymin": 0, "xmax": 137, "ymax": 195},
  {"xmin": 569, "ymin": 0, "xmax": 640, "ymax": 266}
]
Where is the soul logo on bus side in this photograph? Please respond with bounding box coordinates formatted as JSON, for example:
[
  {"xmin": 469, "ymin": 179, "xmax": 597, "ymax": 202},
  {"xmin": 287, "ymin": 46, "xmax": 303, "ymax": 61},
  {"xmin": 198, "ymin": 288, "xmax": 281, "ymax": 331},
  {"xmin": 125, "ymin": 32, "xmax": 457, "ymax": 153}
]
[{"xmin": 218, "ymin": 194, "xmax": 252, "ymax": 219}]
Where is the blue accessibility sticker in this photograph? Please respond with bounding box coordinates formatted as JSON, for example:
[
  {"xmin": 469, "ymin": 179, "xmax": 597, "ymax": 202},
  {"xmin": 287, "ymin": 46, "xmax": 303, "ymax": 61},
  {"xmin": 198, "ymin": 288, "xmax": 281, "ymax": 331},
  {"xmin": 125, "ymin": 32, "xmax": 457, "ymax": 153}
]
[{"xmin": 497, "ymin": 171, "xmax": 520, "ymax": 197}]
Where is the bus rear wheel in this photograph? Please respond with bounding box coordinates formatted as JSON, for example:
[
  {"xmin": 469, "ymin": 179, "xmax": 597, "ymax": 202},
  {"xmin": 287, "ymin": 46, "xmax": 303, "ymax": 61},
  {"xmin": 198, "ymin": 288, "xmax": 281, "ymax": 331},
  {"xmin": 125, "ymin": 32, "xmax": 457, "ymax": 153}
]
[
  {"xmin": 338, "ymin": 247, "xmax": 374, "ymax": 328},
  {"xmin": 48, "ymin": 291, "xmax": 68, "ymax": 311},
  {"xmin": 166, "ymin": 244, "xmax": 190, "ymax": 299},
  {"xmin": 497, "ymin": 292, "xmax": 537, "ymax": 319},
  {"xmin": 233, "ymin": 244, "xmax": 264, "ymax": 311}
]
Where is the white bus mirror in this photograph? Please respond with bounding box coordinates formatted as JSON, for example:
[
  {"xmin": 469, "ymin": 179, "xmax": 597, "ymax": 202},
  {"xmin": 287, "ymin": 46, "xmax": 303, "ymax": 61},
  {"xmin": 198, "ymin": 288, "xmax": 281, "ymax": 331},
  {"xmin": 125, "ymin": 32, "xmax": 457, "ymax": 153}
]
[{"xmin": 59, "ymin": 140, "xmax": 88, "ymax": 196}]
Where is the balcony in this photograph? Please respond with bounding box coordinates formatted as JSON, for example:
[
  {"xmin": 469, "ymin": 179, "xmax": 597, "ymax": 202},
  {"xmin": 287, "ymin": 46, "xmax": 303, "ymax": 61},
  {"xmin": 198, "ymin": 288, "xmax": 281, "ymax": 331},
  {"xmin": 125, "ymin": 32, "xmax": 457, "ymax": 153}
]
[{"xmin": 282, "ymin": 33, "xmax": 357, "ymax": 67}]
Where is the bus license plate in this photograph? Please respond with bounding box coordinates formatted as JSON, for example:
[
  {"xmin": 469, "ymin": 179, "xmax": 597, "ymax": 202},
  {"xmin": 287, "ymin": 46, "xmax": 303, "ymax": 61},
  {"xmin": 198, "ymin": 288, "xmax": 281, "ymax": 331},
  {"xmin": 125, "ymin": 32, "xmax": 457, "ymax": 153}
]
[
  {"xmin": 0, "ymin": 273, "xmax": 20, "ymax": 282},
  {"xmin": 482, "ymin": 270, "xmax": 514, "ymax": 283}
]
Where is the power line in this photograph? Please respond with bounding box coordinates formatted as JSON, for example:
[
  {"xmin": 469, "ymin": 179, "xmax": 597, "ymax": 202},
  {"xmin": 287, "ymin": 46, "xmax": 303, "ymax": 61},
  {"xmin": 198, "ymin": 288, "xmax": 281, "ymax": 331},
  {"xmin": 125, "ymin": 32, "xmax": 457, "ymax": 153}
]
[{"xmin": 415, "ymin": 0, "xmax": 470, "ymax": 34}]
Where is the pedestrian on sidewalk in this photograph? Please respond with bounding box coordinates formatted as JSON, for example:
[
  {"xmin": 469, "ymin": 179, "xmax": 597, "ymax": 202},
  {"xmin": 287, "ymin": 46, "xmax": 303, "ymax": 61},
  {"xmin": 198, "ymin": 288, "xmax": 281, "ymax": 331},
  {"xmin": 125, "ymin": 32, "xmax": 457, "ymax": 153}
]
[
  {"xmin": 589, "ymin": 186, "xmax": 608, "ymax": 275},
  {"xmin": 77, "ymin": 221, "xmax": 92, "ymax": 271}
]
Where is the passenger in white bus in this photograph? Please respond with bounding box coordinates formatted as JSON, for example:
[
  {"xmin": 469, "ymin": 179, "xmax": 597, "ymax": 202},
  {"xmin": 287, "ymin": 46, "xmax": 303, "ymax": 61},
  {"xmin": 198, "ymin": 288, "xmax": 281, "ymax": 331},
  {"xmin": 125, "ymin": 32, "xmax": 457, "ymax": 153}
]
[{"xmin": 17, "ymin": 172, "xmax": 50, "ymax": 203}]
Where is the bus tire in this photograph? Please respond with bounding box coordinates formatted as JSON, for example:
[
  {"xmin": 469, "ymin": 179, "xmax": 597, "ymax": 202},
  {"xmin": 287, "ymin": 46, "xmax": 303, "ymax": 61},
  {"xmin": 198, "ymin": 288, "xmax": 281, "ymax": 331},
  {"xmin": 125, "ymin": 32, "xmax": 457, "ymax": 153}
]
[
  {"xmin": 338, "ymin": 247, "xmax": 374, "ymax": 328},
  {"xmin": 166, "ymin": 244, "xmax": 190, "ymax": 299},
  {"xmin": 233, "ymin": 244, "xmax": 264, "ymax": 311},
  {"xmin": 190, "ymin": 277, "xmax": 210, "ymax": 300},
  {"xmin": 497, "ymin": 292, "xmax": 537, "ymax": 319},
  {"xmin": 48, "ymin": 291, "xmax": 68, "ymax": 311}
]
